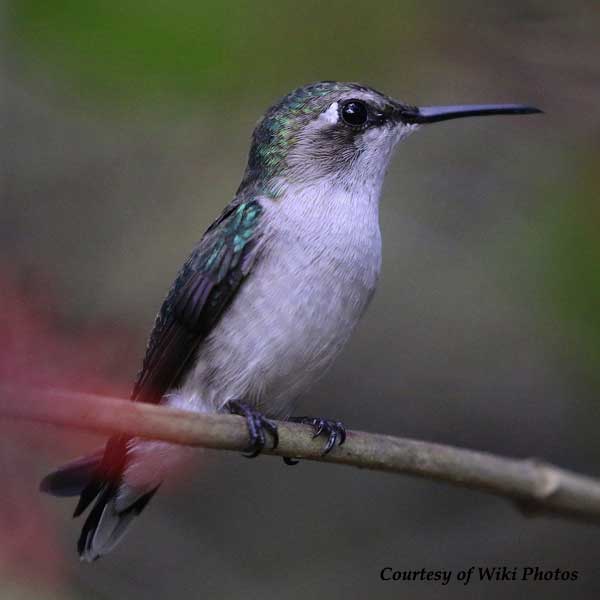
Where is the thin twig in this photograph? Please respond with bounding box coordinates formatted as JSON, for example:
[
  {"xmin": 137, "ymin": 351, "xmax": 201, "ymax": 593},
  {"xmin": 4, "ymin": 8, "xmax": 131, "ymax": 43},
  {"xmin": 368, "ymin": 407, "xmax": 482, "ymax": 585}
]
[{"xmin": 1, "ymin": 385, "xmax": 600, "ymax": 525}]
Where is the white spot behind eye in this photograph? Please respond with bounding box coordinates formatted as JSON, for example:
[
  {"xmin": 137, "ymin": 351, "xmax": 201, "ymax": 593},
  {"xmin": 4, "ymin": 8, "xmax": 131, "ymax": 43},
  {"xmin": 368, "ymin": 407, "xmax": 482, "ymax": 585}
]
[{"xmin": 318, "ymin": 102, "xmax": 339, "ymax": 125}]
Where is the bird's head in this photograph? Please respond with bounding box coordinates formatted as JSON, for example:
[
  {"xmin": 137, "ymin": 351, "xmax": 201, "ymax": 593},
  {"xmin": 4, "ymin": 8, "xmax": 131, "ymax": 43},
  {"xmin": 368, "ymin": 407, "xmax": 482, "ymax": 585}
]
[{"xmin": 240, "ymin": 81, "xmax": 541, "ymax": 197}]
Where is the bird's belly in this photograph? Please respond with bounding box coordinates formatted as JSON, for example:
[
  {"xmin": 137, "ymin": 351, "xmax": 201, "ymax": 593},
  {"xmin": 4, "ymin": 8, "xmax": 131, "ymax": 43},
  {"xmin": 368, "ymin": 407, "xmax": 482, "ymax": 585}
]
[{"xmin": 179, "ymin": 235, "xmax": 380, "ymax": 418}]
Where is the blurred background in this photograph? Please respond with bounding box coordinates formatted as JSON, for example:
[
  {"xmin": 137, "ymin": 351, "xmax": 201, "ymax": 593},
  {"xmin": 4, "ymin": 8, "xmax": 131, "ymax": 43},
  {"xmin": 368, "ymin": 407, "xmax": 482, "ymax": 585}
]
[{"xmin": 2, "ymin": 1, "xmax": 600, "ymax": 598}]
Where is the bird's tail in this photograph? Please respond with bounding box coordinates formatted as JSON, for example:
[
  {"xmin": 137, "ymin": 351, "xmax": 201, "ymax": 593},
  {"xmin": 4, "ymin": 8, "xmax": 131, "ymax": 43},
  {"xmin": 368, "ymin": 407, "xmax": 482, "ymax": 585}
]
[{"xmin": 40, "ymin": 436, "xmax": 159, "ymax": 562}]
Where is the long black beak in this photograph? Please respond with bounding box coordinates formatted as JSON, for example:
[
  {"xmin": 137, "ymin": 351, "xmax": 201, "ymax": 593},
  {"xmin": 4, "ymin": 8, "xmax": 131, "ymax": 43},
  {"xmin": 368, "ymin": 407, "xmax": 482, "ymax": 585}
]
[{"xmin": 399, "ymin": 103, "xmax": 542, "ymax": 124}]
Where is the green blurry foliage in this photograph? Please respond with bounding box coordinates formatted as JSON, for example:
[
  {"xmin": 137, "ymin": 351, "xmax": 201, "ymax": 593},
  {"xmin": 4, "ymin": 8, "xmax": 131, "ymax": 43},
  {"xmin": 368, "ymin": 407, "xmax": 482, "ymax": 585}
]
[
  {"xmin": 9, "ymin": 0, "xmax": 426, "ymax": 111},
  {"xmin": 543, "ymin": 159, "xmax": 600, "ymax": 380}
]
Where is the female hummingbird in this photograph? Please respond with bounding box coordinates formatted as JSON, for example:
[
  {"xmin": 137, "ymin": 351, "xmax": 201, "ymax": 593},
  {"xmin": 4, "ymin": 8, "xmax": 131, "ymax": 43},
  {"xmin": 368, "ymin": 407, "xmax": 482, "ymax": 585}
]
[{"xmin": 41, "ymin": 81, "xmax": 541, "ymax": 560}]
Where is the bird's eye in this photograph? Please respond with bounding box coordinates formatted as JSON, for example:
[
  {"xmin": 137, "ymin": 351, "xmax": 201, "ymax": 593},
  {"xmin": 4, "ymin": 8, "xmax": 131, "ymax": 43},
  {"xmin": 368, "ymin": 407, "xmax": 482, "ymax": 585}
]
[{"xmin": 340, "ymin": 100, "xmax": 368, "ymax": 127}]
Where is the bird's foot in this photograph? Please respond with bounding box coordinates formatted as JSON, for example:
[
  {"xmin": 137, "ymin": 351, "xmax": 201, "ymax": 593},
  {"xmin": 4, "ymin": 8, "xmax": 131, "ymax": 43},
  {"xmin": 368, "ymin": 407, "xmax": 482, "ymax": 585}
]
[
  {"xmin": 284, "ymin": 416, "xmax": 347, "ymax": 465},
  {"xmin": 225, "ymin": 400, "xmax": 279, "ymax": 458}
]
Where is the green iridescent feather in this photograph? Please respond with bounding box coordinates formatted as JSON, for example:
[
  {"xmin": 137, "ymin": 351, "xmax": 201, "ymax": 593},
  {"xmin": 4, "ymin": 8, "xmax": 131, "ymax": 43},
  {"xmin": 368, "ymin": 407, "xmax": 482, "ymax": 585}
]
[{"xmin": 131, "ymin": 200, "xmax": 262, "ymax": 405}]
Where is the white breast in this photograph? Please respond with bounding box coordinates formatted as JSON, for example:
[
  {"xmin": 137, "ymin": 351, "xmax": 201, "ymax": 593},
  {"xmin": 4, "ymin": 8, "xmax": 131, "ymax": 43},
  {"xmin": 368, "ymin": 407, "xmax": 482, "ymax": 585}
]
[{"xmin": 179, "ymin": 180, "xmax": 382, "ymax": 418}]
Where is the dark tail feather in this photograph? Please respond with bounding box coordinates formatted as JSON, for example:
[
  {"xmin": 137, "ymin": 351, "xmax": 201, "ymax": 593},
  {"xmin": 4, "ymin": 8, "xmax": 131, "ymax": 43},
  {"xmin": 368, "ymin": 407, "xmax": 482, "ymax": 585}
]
[
  {"xmin": 40, "ymin": 450, "xmax": 104, "ymax": 497},
  {"xmin": 77, "ymin": 483, "xmax": 159, "ymax": 562},
  {"xmin": 41, "ymin": 439, "xmax": 160, "ymax": 561}
]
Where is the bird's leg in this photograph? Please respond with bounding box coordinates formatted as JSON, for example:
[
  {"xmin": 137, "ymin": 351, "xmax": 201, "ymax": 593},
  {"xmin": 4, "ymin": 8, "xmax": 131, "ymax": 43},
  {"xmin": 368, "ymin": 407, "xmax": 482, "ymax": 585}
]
[
  {"xmin": 224, "ymin": 400, "xmax": 279, "ymax": 458},
  {"xmin": 283, "ymin": 416, "xmax": 347, "ymax": 465}
]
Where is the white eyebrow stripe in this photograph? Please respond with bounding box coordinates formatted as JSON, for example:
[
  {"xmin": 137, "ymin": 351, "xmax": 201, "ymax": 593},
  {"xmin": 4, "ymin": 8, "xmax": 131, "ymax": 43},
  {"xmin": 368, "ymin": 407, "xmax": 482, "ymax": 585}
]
[{"xmin": 318, "ymin": 102, "xmax": 339, "ymax": 125}]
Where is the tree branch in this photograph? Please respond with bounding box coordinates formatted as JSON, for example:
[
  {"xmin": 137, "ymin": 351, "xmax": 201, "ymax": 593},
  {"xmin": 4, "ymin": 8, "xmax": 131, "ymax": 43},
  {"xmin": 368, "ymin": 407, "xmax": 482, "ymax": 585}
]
[{"xmin": 2, "ymin": 385, "xmax": 600, "ymax": 525}]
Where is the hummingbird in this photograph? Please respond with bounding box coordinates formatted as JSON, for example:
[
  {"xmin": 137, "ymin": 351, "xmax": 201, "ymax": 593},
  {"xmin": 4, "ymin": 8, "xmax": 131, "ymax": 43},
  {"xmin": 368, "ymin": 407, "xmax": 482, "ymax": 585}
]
[{"xmin": 40, "ymin": 81, "xmax": 541, "ymax": 561}]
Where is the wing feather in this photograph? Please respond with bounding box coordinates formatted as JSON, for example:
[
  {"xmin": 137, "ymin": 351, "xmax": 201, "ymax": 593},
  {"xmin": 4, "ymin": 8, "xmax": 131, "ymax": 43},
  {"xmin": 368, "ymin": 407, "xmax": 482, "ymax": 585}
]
[
  {"xmin": 132, "ymin": 199, "xmax": 263, "ymax": 405},
  {"xmin": 73, "ymin": 199, "xmax": 264, "ymax": 522}
]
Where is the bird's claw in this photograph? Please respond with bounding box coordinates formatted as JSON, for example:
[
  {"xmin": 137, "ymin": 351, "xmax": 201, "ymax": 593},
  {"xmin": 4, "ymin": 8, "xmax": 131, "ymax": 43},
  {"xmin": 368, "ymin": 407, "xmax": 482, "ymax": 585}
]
[
  {"xmin": 225, "ymin": 400, "xmax": 279, "ymax": 458},
  {"xmin": 287, "ymin": 416, "xmax": 347, "ymax": 459}
]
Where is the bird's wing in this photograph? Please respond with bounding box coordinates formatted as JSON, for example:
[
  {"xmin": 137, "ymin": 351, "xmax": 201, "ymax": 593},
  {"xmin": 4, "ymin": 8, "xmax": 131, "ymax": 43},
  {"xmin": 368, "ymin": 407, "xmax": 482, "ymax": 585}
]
[
  {"xmin": 131, "ymin": 199, "xmax": 263, "ymax": 405},
  {"xmin": 67, "ymin": 200, "xmax": 264, "ymax": 525}
]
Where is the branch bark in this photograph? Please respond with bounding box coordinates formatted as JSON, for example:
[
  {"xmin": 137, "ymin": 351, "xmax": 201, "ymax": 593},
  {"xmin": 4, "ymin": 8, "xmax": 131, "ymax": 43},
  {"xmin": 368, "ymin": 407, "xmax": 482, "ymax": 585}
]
[{"xmin": 2, "ymin": 385, "xmax": 600, "ymax": 525}]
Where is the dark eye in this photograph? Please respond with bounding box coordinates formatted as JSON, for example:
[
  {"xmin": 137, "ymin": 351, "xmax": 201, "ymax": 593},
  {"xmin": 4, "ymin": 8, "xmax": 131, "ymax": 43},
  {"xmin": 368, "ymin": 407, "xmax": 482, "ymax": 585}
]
[{"xmin": 340, "ymin": 100, "xmax": 368, "ymax": 127}]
